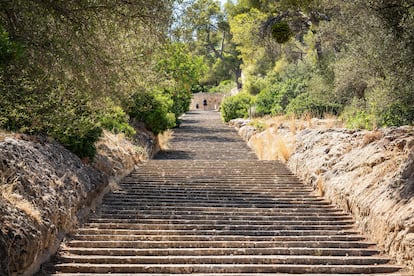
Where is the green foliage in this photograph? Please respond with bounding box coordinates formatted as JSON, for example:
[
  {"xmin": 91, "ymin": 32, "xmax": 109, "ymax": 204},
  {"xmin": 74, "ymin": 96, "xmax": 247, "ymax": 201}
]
[
  {"xmin": 98, "ymin": 103, "xmax": 136, "ymax": 137},
  {"xmin": 255, "ymin": 77, "xmax": 306, "ymax": 115},
  {"xmin": 380, "ymin": 101, "xmax": 414, "ymax": 127},
  {"xmin": 208, "ymin": 80, "xmax": 236, "ymax": 93},
  {"xmin": 157, "ymin": 43, "xmax": 206, "ymax": 124},
  {"xmin": 248, "ymin": 119, "xmax": 267, "ymax": 132},
  {"xmin": 0, "ymin": 0, "xmax": 176, "ymax": 159},
  {"xmin": 48, "ymin": 118, "xmax": 103, "ymax": 161},
  {"xmin": 129, "ymin": 91, "xmax": 176, "ymax": 135},
  {"xmin": 220, "ymin": 92, "xmax": 255, "ymax": 122},
  {"xmin": 225, "ymin": 0, "xmax": 413, "ymax": 129},
  {"xmin": 271, "ymin": 22, "xmax": 293, "ymax": 43},
  {"xmin": 0, "ymin": 26, "xmax": 23, "ymax": 67},
  {"xmin": 341, "ymin": 98, "xmax": 376, "ymax": 130},
  {"xmin": 286, "ymin": 93, "xmax": 342, "ymax": 118}
]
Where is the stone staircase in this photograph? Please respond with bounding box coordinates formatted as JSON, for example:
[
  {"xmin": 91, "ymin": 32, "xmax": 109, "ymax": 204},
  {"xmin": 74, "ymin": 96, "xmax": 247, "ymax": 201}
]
[{"xmin": 44, "ymin": 111, "xmax": 406, "ymax": 275}]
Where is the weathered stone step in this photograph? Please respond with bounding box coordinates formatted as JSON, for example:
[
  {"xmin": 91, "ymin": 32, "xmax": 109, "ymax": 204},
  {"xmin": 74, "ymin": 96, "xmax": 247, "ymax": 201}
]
[
  {"xmin": 99, "ymin": 203, "xmax": 334, "ymax": 211},
  {"xmin": 103, "ymin": 195, "xmax": 322, "ymax": 202},
  {"xmin": 57, "ymin": 254, "xmax": 391, "ymax": 265},
  {"xmin": 66, "ymin": 240, "xmax": 375, "ymax": 249},
  {"xmin": 96, "ymin": 209, "xmax": 349, "ymax": 218},
  {"xmin": 76, "ymin": 228, "xmax": 360, "ymax": 237},
  {"xmin": 104, "ymin": 194, "xmax": 329, "ymax": 201},
  {"xmin": 99, "ymin": 202, "xmax": 338, "ymax": 210},
  {"xmin": 113, "ymin": 188, "xmax": 316, "ymax": 194},
  {"xmin": 85, "ymin": 216, "xmax": 353, "ymax": 227},
  {"xmin": 81, "ymin": 222, "xmax": 354, "ymax": 231},
  {"xmin": 88, "ymin": 214, "xmax": 353, "ymax": 222},
  {"xmin": 73, "ymin": 234, "xmax": 365, "ymax": 242},
  {"xmin": 62, "ymin": 246, "xmax": 381, "ymax": 257},
  {"xmin": 47, "ymin": 273, "xmax": 412, "ymax": 276},
  {"xmin": 110, "ymin": 191, "xmax": 318, "ymax": 197},
  {"xmin": 52, "ymin": 263, "xmax": 401, "ymax": 274}
]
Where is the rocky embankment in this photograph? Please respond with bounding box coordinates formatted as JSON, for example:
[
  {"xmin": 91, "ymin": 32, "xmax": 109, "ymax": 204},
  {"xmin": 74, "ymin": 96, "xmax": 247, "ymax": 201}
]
[
  {"xmin": 231, "ymin": 119, "xmax": 414, "ymax": 271},
  {"xmin": 0, "ymin": 127, "xmax": 158, "ymax": 276}
]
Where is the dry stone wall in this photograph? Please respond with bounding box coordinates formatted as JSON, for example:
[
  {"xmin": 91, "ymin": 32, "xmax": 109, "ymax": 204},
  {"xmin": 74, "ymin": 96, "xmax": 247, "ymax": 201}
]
[
  {"xmin": 190, "ymin": 93, "xmax": 224, "ymax": 111},
  {"xmin": 231, "ymin": 119, "xmax": 414, "ymax": 271}
]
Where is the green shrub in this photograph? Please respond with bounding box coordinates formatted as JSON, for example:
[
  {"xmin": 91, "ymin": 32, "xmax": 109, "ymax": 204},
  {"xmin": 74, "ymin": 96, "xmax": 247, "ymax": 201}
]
[
  {"xmin": 248, "ymin": 119, "xmax": 267, "ymax": 132},
  {"xmin": 221, "ymin": 92, "xmax": 255, "ymax": 122},
  {"xmin": 340, "ymin": 98, "xmax": 375, "ymax": 130},
  {"xmin": 255, "ymin": 77, "xmax": 306, "ymax": 116},
  {"xmin": 286, "ymin": 93, "xmax": 342, "ymax": 118},
  {"xmin": 209, "ymin": 80, "xmax": 236, "ymax": 94},
  {"xmin": 0, "ymin": 81, "xmax": 103, "ymax": 160},
  {"xmin": 48, "ymin": 118, "xmax": 102, "ymax": 160},
  {"xmin": 129, "ymin": 91, "xmax": 176, "ymax": 134},
  {"xmin": 98, "ymin": 105, "xmax": 136, "ymax": 137},
  {"xmin": 380, "ymin": 101, "xmax": 414, "ymax": 127},
  {"xmin": 0, "ymin": 25, "xmax": 24, "ymax": 67}
]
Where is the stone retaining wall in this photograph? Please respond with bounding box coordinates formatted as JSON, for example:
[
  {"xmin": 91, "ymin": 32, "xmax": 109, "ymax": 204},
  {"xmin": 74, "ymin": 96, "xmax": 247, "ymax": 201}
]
[{"xmin": 190, "ymin": 93, "xmax": 224, "ymax": 111}]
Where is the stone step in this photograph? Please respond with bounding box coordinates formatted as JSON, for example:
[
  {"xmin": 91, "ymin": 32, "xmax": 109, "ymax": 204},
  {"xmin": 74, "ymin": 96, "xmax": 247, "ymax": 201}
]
[
  {"xmin": 66, "ymin": 240, "xmax": 375, "ymax": 249},
  {"xmin": 76, "ymin": 228, "xmax": 361, "ymax": 237},
  {"xmin": 52, "ymin": 263, "xmax": 402, "ymax": 274},
  {"xmin": 99, "ymin": 203, "xmax": 339, "ymax": 211},
  {"xmin": 81, "ymin": 223, "xmax": 354, "ymax": 231},
  {"xmin": 104, "ymin": 197, "xmax": 328, "ymax": 204},
  {"xmin": 93, "ymin": 207, "xmax": 350, "ymax": 216},
  {"xmin": 99, "ymin": 204, "xmax": 336, "ymax": 211},
  {"xmin": 88, "ymin": 214, "xmax": 353, "ymax": 222},
  {"xmin": 72, "ymin": 234, "xmax": 365, "ymax": 242},
  {"xmin": 116, "ymin": 191, "xmax": 315, "ymax": 196},
  {"xmin": 47, "ymin": 273, "xmax": 412, "ymax": 276},
  {"xmin": 61, "ymin": 247, "xmax": 381, "ymax": 257},
  {"xmin": 57, "ymin": 254, "xmax": 391, "ymax": 265},
  {"xmin": 87, "ymin": 218, "xmax": 354, "ymax": 225},
  {"xmin": 87, "ymin": 216, "xmax": 354, "ymax": 225}
]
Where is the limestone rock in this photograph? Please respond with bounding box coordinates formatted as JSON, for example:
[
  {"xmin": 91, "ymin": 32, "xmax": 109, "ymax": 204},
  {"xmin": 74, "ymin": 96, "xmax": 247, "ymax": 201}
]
[{"xmin": 0, "ymin": 127, "xmax": 158, "ymax": 275}]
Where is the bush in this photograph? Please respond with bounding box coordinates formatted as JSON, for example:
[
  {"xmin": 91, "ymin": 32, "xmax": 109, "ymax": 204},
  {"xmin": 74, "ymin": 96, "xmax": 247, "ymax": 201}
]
[
  {"xmin": 286, "ymin": 93, "xmax": 342, "ymax": 118},
  {"xmin": 340, "ymin": 98, "xmax": 375, "ymax": 130},
  {"xmin": 209, "ymin": 80, "xmax": 236, "ymax": 94},
  {"xmin": 129, "ymin": 91, "xmax": 176, "ymax": 134},
  {"xmin": 98, "ymin": 104, "xmax": 136, "ymax": 137},
  {"xmin": 255, "ymin": 77, "xmax": 306, "ymax": 116},
  {"xmin": 221, "ymin": 92, "xmax": 255, "ymax": 122},
  {"xmin": 48, "ymin": 118, "xmax": 103, "ymax": 160},
  {"xmin": 380, "ymin": 101, "xmax": 414, "ymax": 127}
]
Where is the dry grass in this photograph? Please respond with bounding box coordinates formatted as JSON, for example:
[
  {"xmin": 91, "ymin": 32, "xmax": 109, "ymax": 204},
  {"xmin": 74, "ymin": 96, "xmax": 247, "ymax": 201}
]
[
  {"xmin": 0, "ymin": 175, "xmax": 42, "ymax": 224},
  {"xmin": 276, "ymin": 137, "xmax": 292, "ymax": 162},
  {"xmin": 288, "ymin": 116, "xmax": 297, "ymax": 135},
  {"xmin": 249, "ymin": 129, "xmax": 293, "ymax": 162},
  {"xmin": 301, "ymin": 112, "xmax": 313, "ymax": 128},
  {"xmin": 363, "ymin": 130, "xmax": 383, "ymax": 146},
  {"xmin": 158, "ymin": 129, "xmax": 174, "ymax": 150},
  {"xmin": 317, "ymin": 176, "xmax": 325, "ymax": 197}
]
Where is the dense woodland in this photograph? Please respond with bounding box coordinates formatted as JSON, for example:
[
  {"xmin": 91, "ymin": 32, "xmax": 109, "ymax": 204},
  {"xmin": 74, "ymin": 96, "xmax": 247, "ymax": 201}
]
[{"xmin": 0, "ymin": 0, "xmax": 413, "ymax": 158}]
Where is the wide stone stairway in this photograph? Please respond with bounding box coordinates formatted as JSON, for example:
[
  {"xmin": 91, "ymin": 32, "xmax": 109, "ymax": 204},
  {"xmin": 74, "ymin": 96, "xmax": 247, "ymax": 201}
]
[{"xmin": 46, "ymin": 111, "xmax": 406, "ymax": 275}]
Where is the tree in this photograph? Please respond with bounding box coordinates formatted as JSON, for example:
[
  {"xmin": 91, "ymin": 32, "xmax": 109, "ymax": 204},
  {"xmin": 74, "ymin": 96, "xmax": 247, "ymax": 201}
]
[
  {"xmin": 0, "ymin": 0, "xmax": 175, "ymax": 158},
  {"xmin": 173, "ymin": 0, "xmax": 243, "ymax": 89}
]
